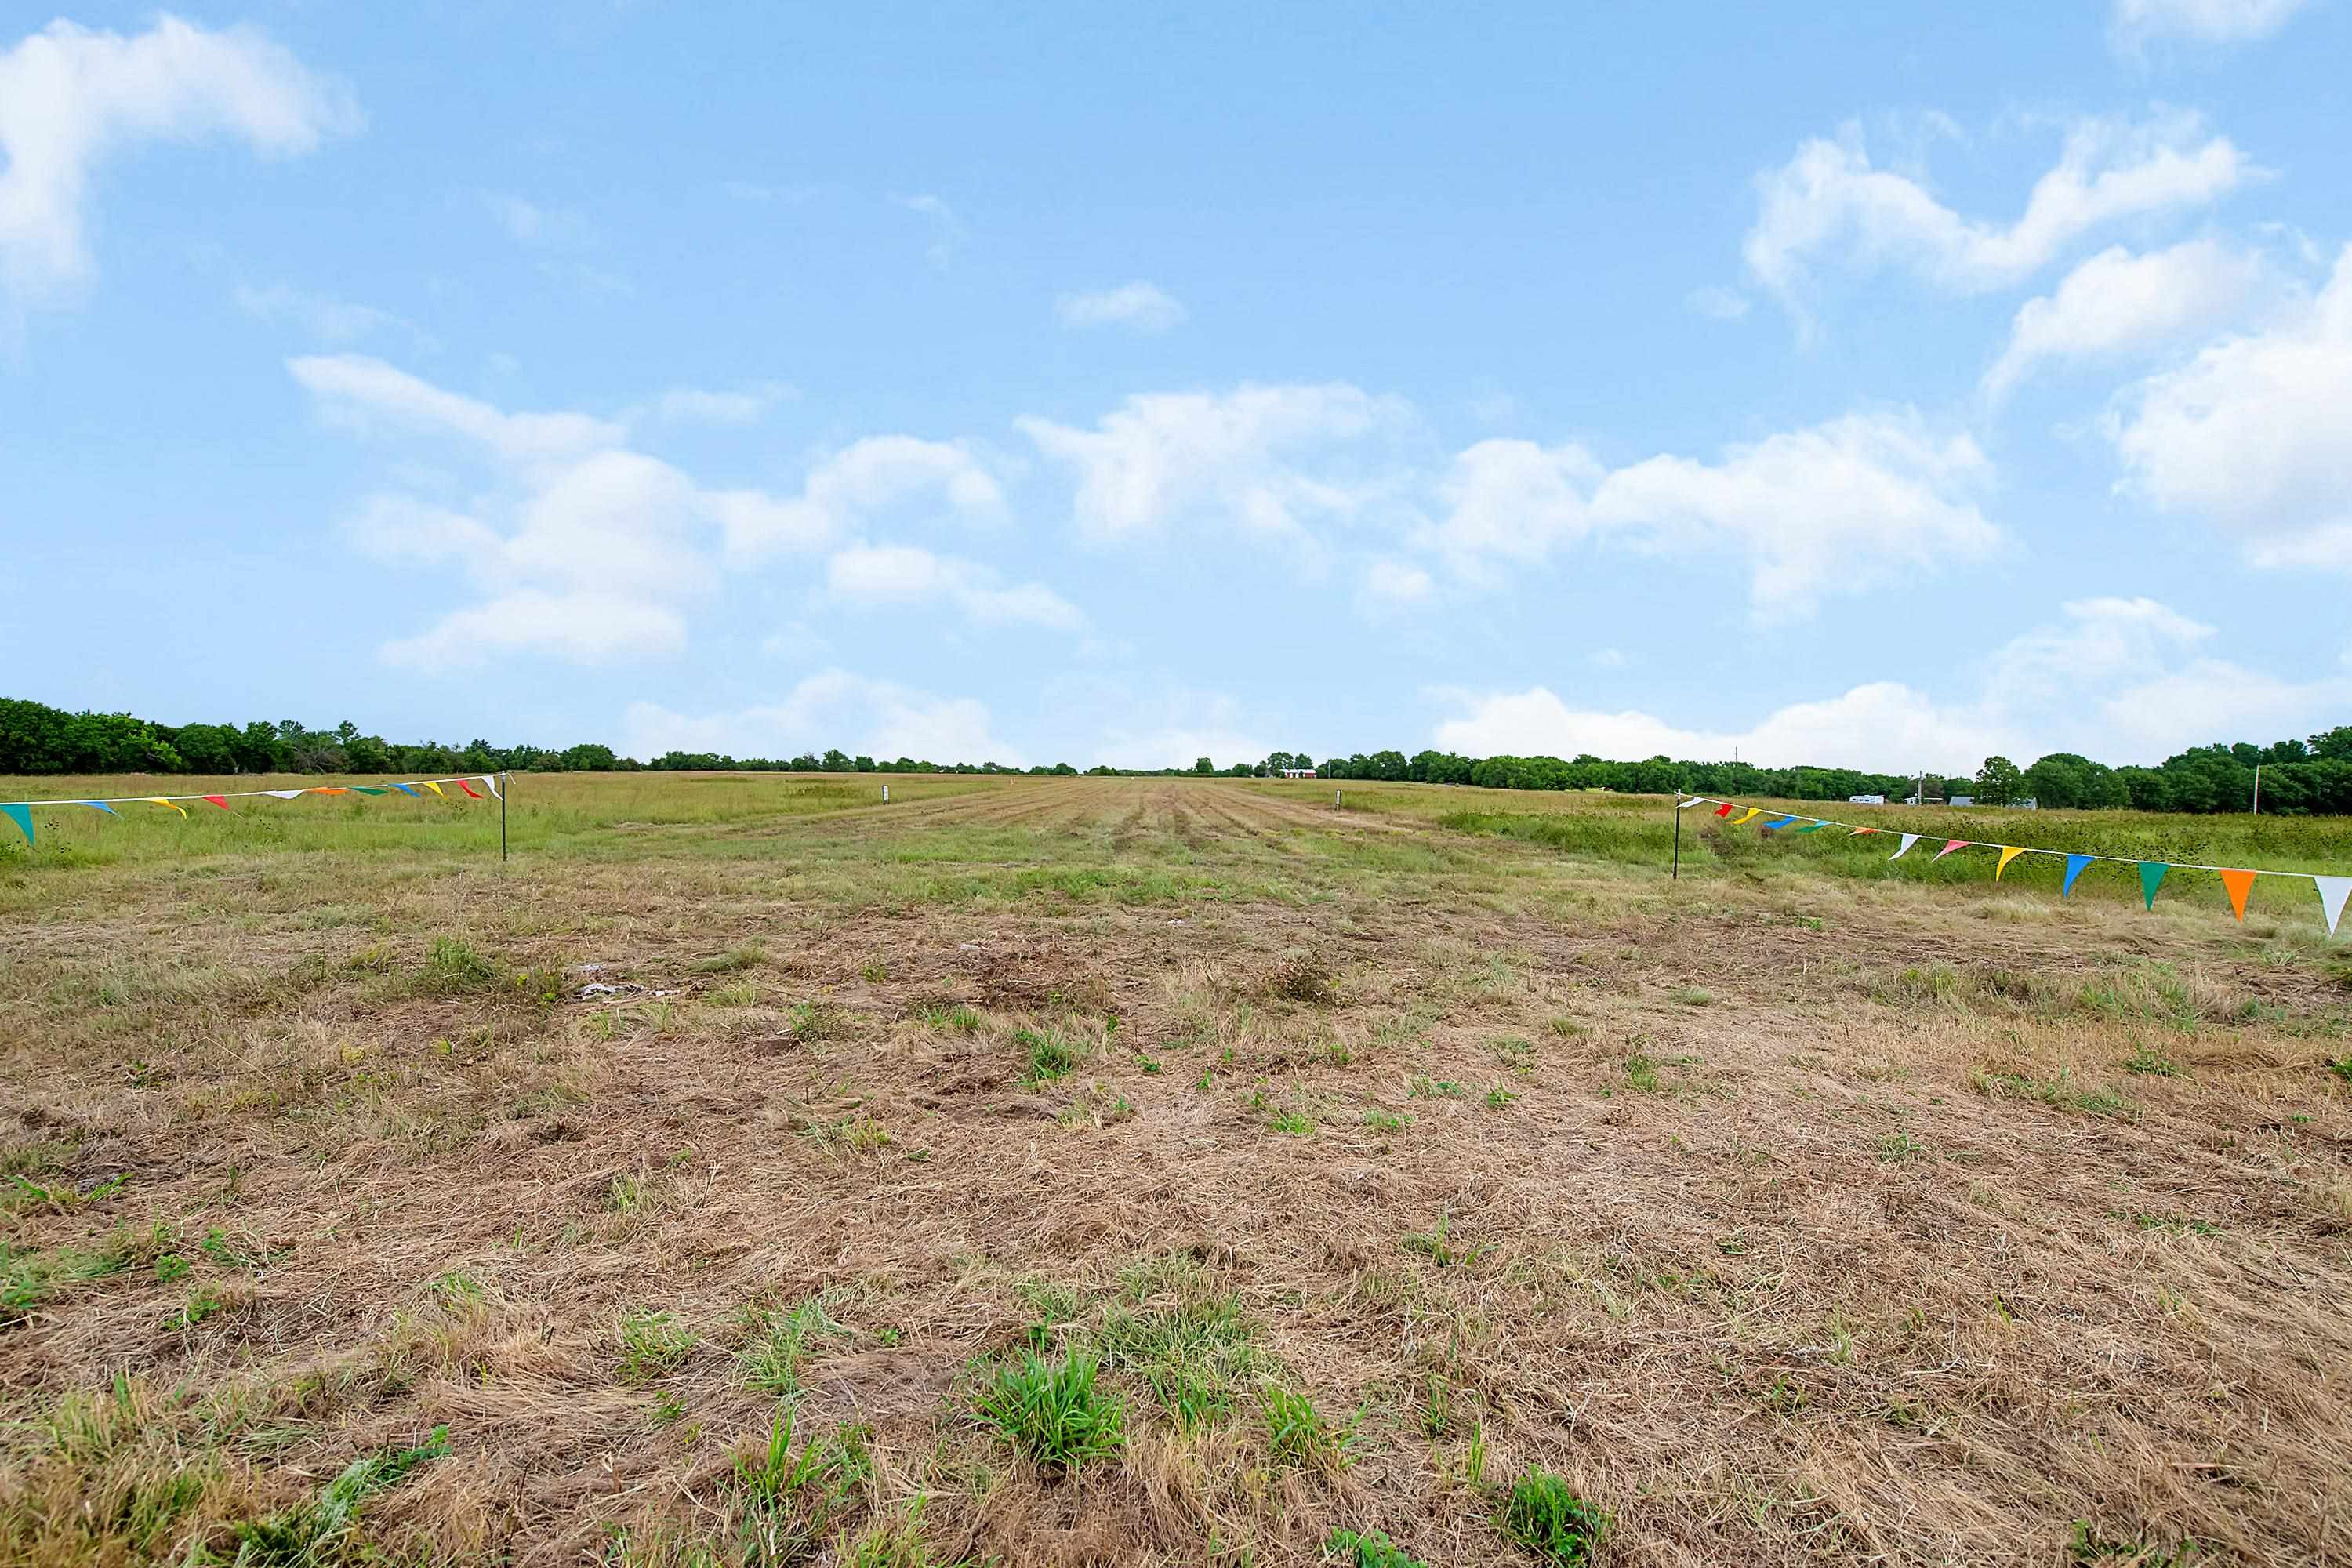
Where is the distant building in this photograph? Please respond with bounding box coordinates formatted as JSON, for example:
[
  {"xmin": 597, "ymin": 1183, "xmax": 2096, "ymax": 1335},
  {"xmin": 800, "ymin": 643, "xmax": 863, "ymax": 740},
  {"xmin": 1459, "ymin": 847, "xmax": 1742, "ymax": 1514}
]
[
  {"xmin": 1280, "ymin": 768, "xmax": 1316, "ymax": 779},
  {"xmin": 1848, "ymin": 793, "xmax": 1886, "ymax": 805},
  {"xmin": 1949, "ymin": 794, "xmax": 1975, "ymax": 807}
]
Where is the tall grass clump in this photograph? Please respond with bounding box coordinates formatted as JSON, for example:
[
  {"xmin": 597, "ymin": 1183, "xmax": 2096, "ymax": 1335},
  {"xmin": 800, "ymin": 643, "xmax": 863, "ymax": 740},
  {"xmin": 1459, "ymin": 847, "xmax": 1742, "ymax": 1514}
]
[{"xmin": 972, "ymin": 1348, "xmax": 1124, "ymax": 1468}]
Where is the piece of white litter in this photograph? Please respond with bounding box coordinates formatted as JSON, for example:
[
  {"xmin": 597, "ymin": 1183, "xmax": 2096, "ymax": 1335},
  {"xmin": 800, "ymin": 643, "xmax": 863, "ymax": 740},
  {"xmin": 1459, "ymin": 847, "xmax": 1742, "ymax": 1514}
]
[
  {"xmin": 575, "ymin": 982, "xmax": 626, "ymax": 999},
  {"xmin": 572, "ymin": 962, "xmax": 608, "ymax": 973},
  {"xmin": 958, "ymin": 942, "xmax": 983, "ymax": 951}
]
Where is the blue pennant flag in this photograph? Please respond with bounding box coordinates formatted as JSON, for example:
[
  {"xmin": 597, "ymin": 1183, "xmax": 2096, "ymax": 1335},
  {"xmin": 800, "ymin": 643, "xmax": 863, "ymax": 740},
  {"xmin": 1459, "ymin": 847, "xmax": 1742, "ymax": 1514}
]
[
  {"xmin": 1762, "ymin": 815, "xmax": 1798, "ymax": 829},
  {"xmin": 80, "ymin": 800, "xmax": 116, "ymax": 815},
  {"xmin": 2061, "ymin": 853, "xmax": 2094, "ymax": 897},
  {"xmin": 2, "ymin": 804, "xmax": 30, "ymax": 847},
  {"xmin": 390, "ymin": 782, "xmax": 418, "ymax": 796}
]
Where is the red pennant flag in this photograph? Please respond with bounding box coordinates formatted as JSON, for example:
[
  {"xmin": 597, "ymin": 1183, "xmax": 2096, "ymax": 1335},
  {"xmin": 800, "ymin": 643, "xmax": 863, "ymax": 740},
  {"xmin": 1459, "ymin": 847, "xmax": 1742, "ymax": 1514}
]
[
  {"xmin": 201, "ymin": 795, "xmax": 230, "ymax": 811},
  {"xmin": 1713, "ymin": 801, "xmax": 1733, "ymax": 818},
  {"xmin": 2219, "ymin": 868, "xmax": 2257, "ymax": 922},
  {"xmin": 457, "ymin": 779, "xmax": 485, "ymax": 799}
]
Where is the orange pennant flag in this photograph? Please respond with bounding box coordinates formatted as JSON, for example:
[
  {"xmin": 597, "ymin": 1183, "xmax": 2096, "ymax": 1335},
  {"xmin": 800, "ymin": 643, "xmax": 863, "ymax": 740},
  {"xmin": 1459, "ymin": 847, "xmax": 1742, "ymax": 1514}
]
[
  {"xmin": 142, "ymin": 797, "xmax": 187, "ymax": 817},
  {"xmin": 2219, "ymin": 868, "xmax": 2257, "ymax": 922},
  {"xmin": 1995, "ymin": 846, "xmax": 2027, "ymax": 880},
  {"xmin": 419, "ymin": 780, "xmax": 445, "ymax": 797},
  {"xmin": 309, "ymin": 787, "xmax": 350, "ymax": 797}
]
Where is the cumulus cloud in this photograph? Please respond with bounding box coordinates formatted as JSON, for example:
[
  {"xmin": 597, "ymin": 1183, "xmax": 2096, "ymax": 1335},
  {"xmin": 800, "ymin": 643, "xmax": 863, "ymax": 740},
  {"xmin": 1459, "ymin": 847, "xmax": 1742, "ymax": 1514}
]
[
  {"xmin": 825, "ymin": 543, "xmax": 1085, "ymax": 631},
  {"xmin": 648, "ymin": 383, "xmax": 789, "ymax": 426},
  {"xmin": 1431, "ymin": 597, "xmax": 2349, "ymax": 771},
  {"xmin": 2112, "ymin": 0, "xmax": 2310, "ymax": 46},
  {"xmin": 297, "ymin": 356, "xmax": 1040, "ymax": 666},
  {"xmin": 2107, "ymin": 244, "xmax": 2352, "ymax": 564},
  {"xmin": 1056, "ymin": 281, "xmax": 1186, "ymax": 333},
  {"xmin": 234, "ymin": 283, "xmax": 424, "ymax": 347},
  {"xmin": 0, "ymin": 15, "xmax": 358, "ymax": 310},
  {"xmin": 1685, "ymin": 285, "xmax": 1751, "ymax": 321},
  {"xmin": 1983, "ymin": 240, "xmax": 2263, "ymax": 398},
  {"xmin": 1744, "ymin": 114, "xmax": 2252, "ymax": 308},
  {"xmin": 1018, "ymin": 383, "xmax": 1413, "ymax": 544},
  {"xmin": 1418, "ymin": 413, "xmax": 1995, "ymax": 619},
  {"xmin": 624, "ymin": 671, "xmax": 1018, "ymax": 766},
  {"xmin": 1359, "ymin": 558, "xmax": 1436, "ymax": 609}
]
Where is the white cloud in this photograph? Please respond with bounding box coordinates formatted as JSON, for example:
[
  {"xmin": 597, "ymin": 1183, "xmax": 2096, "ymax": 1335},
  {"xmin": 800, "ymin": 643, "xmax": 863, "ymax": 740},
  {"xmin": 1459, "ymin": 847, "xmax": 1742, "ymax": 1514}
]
[
  {"xmin": 1744, "ymin": 114, "xmax": 2253, "ymax": 307},
  {"xmin": 1056, "ymin": 281, "xmax": 1186, "ymax": 333},
  {"xmin": 1588, "ymin": 412, "xmax": 1999, "ymax": 619},
  {"xmin": 624, "ymin": 671, "xmax": 1019, "ymax": 766},
  {"xmin": 1018, "ymin": 383, "xmax": 1411, "ymax": 543},
  {"xmin": 1425, "ymin": 438, "xmax": 1604, "ymax": 586},
  {"xmin": 291, "ymin": 353, "xmax": 621, "ymax": 463},
  {"xmin": 1360, "ymin": 558, "xmax": 1436, "ymax": 608},
  {"xmin": 824, "ymin": 543, "xmax": 1084, "ymax": 631},
  {"xmin": 381, "ymin": 590, "xmax": 688, "ymax": 669},
  {"xmin": 1984, "ymin": 240, "xmax": 2262, "ymax": 398},
  {"xmin": 482, "ymin": 193, "xmax": 583, "ymax": 246},
  {"xmin": 2112, "ymin": 0, "xmax": 2310, "ymax": 45},
  {"xmin": 721, "ymin": 434, "xmax": 1005, "ymax": 560},
  {"xmin": 234, "ymin": 283, "xmax": 423, "ymax": 347},
  {"xmin": 1685, "ymin": 285, "xmax": 1751, "ymax": 321},
  {"xmin": 2107, "ymin": 244, "xmax": 2352, "ymax": 562},
  {"xmin": 893, "ymin": 192, "xmax": 964, "ymax": 270},
  {"xmin": 648, "ymin": 383, "xmax": 789, "ymax": 426},
  {"xmin": 0, "ymin": 16, "xmax": 358, "ymax": 309},
  {"xmin": 1431, "ymin": 597, "xmax": 2349, "ymax": 770},
  {"xmin": 1588, "ymin": 648, "xmax": 1628, "ymax": 669}
]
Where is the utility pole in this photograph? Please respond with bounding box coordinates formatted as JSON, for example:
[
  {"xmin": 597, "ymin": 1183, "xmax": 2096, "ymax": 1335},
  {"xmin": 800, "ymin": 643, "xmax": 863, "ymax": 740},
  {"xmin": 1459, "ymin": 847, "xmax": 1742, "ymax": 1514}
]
[
  {"xmin": 2252, "ymin": 764, "xmax": 2262, "ymax": 815},
  {"xmin": 1671, "ymin": 783, "xmax": 1683, "ymax": 881},
  {"xmin": 499, "ymin": 769, "xmax": 509, "ymax": 862}
]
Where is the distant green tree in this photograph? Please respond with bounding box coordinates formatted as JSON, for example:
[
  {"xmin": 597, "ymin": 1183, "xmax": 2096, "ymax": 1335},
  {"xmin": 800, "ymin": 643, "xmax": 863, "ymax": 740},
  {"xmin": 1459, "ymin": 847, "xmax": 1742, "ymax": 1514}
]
[
  {"xmin": 1194, "ymin": 757, "xmax": 1213, "ymax": 774},
  {"xmin": 1973, "ymin": 756, "xmax": 2023, "ymax": 805}
]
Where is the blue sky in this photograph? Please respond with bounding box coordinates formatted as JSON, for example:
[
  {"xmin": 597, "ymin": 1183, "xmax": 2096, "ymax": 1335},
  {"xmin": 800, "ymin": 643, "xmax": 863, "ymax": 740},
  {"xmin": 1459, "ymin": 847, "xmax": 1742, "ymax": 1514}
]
[{"xmin": 5, "ymin": 2, "xmax": 2351, "ymax": 771}]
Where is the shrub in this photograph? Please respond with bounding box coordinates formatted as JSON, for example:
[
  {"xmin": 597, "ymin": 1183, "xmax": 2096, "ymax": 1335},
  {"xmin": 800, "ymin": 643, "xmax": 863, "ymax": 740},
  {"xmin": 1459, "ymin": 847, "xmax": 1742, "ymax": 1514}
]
[
  {"xmin": 1270, "ymin": 952, "xmax": 1338, "ymax": 1004},
  {"xmin": 973, "ymin": 1349, "xmax": 1124, "ymax": 1468},
  {"xmin": 1497, "ymin": 1471, "xmax": 1610, "ymax": 1566}
]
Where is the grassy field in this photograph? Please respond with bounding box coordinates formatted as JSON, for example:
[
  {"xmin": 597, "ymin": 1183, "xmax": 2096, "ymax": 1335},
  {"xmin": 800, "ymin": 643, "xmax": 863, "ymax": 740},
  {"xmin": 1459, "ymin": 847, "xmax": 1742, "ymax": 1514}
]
[{"xmin": 2, "ymin": 773, "xmax": 2348, "ymax": 1566}]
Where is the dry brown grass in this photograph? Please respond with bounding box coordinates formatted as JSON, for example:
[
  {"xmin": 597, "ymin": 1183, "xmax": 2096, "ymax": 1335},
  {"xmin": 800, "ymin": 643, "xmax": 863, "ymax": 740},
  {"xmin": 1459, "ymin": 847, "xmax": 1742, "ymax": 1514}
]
[{"xmin": 2, "ymin": 775, "xmax": 2349, "ymax": 1566}]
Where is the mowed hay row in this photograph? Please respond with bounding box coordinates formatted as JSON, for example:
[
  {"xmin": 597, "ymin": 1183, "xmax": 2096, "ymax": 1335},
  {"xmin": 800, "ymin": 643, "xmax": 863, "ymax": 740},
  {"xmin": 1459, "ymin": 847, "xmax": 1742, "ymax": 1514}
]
[{"xmin": 2, "ymin": 775, "xmax": 2349, "ymax": 1566}]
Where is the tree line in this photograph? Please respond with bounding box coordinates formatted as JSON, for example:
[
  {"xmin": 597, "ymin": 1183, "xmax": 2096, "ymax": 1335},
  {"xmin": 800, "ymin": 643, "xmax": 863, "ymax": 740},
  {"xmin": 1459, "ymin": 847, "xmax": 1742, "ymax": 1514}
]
[{"xmin": 5, "ymin": 695, "xmax": 2350, "ymax": 815}]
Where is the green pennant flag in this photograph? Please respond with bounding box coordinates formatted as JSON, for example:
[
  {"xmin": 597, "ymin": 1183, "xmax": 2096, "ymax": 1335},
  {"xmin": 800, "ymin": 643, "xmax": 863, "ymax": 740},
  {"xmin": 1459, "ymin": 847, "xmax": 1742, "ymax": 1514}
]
[
  {"xmin": 351, "ymin": 786, "xmax": 390, "ymax": 796},
  {"xmin": 1795, "ymin": 820, "xmax": 1829, "ymax": 833},
  {"xmin": 2, "ymin": 804, "xmax": 30, "ymax": 848},
  {"xmin": 2139, "ymin": 861, "xmax": 2169, "ymax": 910}
]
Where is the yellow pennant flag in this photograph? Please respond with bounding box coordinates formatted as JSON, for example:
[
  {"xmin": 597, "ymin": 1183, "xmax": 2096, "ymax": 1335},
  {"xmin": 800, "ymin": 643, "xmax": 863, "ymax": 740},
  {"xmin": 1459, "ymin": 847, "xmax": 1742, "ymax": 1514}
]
[
  {"xmin": 1995, "ymin": 846, "xmax": 2027, "ymax": 880},
  {"xmin": 1731, "ymin": 808, "xmax": 1762, "ymax": 825},
  {"xmin": 419, "ymin": 780, "xmax": 445, "ymax": 797},
  {"xmin": 142, "ymin": 797, "xmax": 187, "ymax": 818}
]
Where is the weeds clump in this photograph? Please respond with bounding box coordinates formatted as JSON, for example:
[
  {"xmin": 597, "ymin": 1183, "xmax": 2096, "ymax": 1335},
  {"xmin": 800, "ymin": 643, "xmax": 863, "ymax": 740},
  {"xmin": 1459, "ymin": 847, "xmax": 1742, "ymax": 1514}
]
[
  {"xmin": 1269, "ymin": 951, "xmax": 1338, "ymax": 1004},
  {"xmin": 789, "ymin": 1002, "xmax": 852, "ymax": 1042},
  {"xmin": 1401, "ymin": 1212, "xmax": 1486, "ymax": 1269},
  {"xmin": 691, "ymin": 944, "xmax": 766, "ymax": 975},
  {"xmin": 230, "ymin": 1427, "xmax": 449, "ymax": 1566},
  {"xmin": 1497, "ymin": 1470, "xmax": 1610, "ymax": 1566},
  {"xmin": 617, "ymin": 1309, "xmax": 696, "ymax": 1383},
  {"xmin": 415, "ymin": 936, "xmax": 500, "ymax": 995},
  {"xmin": 972, "ymin": 1348, "xmax": 1124, "ymax": 1468},
  {"xmin": 1018, "ymin": 1026, "xmax": 1082, "ymax": 1083},
  {"xmin": 734, "ymin": 1410, "xmax": 873, "ymax": 1562},
  {"xmin": 2123, "ymin": 1043, "xmax": 2181, "ymax": 1077},
  {"xmin": 1326, "ymin": 1528, "xmax": 1430, "ymax": 1567},
  {"xmin": 1262, "ymin": 1383, "xmax": 1353, "ymax": 1471},
  {"xmin": 740, "ymin": 1293, "xmax": 848, "ymax": 1398},
  {"xmin": 1094, "ymin": 1287, "xmax": 1275, "ymax": 1427}
]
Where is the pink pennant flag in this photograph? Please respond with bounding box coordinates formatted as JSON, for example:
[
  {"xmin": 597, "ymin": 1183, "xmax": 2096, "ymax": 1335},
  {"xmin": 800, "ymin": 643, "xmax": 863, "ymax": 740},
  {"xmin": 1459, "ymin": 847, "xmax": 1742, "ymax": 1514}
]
[{"xmin": 1933, "ymin": 839, "xmax": 1970, "ymax": 860}]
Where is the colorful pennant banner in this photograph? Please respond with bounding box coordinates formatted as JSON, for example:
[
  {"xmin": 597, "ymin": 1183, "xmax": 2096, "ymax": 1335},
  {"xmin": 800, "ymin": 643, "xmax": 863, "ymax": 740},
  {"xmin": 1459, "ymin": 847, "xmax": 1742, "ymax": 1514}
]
[
  {"xmin": 1677, "ymin": 793, "xmax": 2352, "ymax": 936},
  {"xmin": 0, "ymin": 776, "xmax": 502, "ymax": 850}
]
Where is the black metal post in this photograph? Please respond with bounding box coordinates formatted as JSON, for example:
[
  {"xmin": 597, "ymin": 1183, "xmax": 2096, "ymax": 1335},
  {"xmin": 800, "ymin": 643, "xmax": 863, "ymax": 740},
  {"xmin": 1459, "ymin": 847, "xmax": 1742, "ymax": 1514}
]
[{"xmin": 1671, "ymin": 784, "xmax": 1682, "ymax": 881}]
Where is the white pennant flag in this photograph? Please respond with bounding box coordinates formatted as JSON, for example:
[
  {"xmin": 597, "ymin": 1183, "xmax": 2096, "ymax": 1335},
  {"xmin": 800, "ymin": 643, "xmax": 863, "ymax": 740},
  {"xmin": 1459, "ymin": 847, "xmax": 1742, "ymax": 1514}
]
[
  {"xmin": 1677, "ymin": 795, "xmax": 1704, "ymax": 809},
  {"xmin": 1890, "ymin": 833, "xmax": 1920, "ymax": 861},
  {"xmin": 480, "ymin": 775, "xmax": 502, "ymax": 799},
  {"xmin": 2315, "ymin": 876, "xmax": 2352, "ymax": 937},
  {"xmin": 259, "ymin": 789, "xmax": 303, "ymax": 800}
]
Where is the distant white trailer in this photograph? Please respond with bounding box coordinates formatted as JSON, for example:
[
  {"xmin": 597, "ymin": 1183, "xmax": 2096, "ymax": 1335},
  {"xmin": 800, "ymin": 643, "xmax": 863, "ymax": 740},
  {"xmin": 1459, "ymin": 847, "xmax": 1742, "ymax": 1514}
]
[
  {"xmin": 1848, "ymin": 793, "xmax": 1885, "ymax": 805},
  {"xmin": 1280, "ymin": 768, "xmax": 1316, "ymax": 779}
]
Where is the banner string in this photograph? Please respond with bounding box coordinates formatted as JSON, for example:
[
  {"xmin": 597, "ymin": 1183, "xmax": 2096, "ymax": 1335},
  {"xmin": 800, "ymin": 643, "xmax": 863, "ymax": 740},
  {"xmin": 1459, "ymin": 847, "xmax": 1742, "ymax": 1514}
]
[
  {"xmin": 1675, "ymin": 794, "xmax": 2352, "ymax": 935},
  {"xmin": 2, "ymin": 775, "xmax": 502, "ymax": 849}
]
